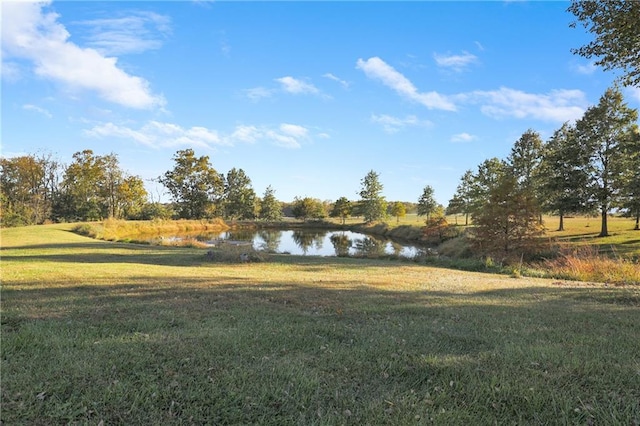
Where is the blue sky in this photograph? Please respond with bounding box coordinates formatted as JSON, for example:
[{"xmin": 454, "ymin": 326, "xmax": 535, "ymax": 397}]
[{"xmin": 2, "ymin": 1, "xmax": 639, "ymax": 205}]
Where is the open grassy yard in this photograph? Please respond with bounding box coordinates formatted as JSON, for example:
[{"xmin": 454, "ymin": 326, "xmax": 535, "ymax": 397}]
[{"xmin": 1, "ymin": 224, "xmax": 639, "ymax": 424}]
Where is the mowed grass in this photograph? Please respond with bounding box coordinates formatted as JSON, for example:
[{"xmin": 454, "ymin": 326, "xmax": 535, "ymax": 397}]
[{"xmin": 1, "ymin": 224, "xmax": 639, "ymax": 424}]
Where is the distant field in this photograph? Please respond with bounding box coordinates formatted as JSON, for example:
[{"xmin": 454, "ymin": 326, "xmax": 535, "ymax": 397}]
[{"xmin": 1, "ymin": 224, "xmax": 638, "ymax": 424}]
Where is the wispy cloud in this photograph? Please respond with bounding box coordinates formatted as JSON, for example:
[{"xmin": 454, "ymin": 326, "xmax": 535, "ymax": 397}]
[
  {"xmin": 84, "ymin": 121, "xmax": 225, "ymax": 149},
  {"xmin": 244, "ymin": 87, "xmax": 274, "ymax": 102},
  {"xmin": 23, "ymin": 104, "xmax": 53, "ymax": 119},
  {"xmin": 356, "ymin": 57, "xmax": 456, "ymax": 111},
  {"xmin": 450, "ymin": 132, "xmax": 476, "ymax": 143},
  {"xmin": 626, "ymin": 86, "xmax": 640, "ymax": 103},
  {"xmin": 275, "ymin": 76, "xmax": 320, "ymax": 95},
  {"xmin": 85, "ymin": 121, "xmax": 323, "ymax": 150},
  {"xmin": 1, "ymin": 1, "xmax": 165, "ymax": 109},
  {"xmin": 371, "ymin": 114, "xmax": 432, "ymax": 134},
  {"xmin": 72, "ymin": 11, "xmax": 171, "ymax": 56},
  {"xmin": 573, "ymin": 61, "xmax": 598, "ymax": 75},
  {"xmin": 461, "ymin": 87, "xmax": 588, "ymax": 122},
  {"xmin": 323, "ymin": 73, "xmax": 349, "ymax": 88},
  {"xmin": 433, "ymin": 51, "xmax": 478, "ymax": 72}
]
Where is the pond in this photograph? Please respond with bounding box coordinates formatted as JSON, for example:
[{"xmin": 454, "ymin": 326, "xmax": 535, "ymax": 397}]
[{"xmin": 154, "ymin": 228, "xmax": 427, "ymax": 259}]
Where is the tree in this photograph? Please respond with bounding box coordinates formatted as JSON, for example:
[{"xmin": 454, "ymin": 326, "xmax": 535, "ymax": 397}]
[
  {"xmin": 447, "ymin": 170, "xmax": 474, "ymax": 225},
  {"xmin": 159, "ymin": 149, "xmax": 224, "ymax": 219},
  {"xmin": 330, "ymin": 197, "xmax": 352, "ymax": 225},
  {"xmin": 538, "ymin": 122, "xmax": 593, "ymax": 231},
  {"xmin": 291, "ymin": 197, "xmax": 325, "ymax": 221},
  {"xmin": 223, "ymin": 168, "xmax": 257, "ymax": 220},
  {"xmin": 259, "ymin": 185, "xmax": 283, "ymax": 221},
  {"xmin": 118, "ymin": 175, "xmax": 148, "ymax": 219},
  {"xmin": 468, "ymin": 158, "xmax": 506, "ymax": 216},
  {"xmin": 358, "ymin": 170, "xmax": 386, "ymax": 223},
  {"xmin": 619, "ymin": 125, "xmax": 640, "ymax": 229},
  {"xmin": 575, "ymin": 86, "xmax": 638, "ymax": 237},
  {"xmin": 58, "ymin": 150, "xmax": 107, "ymax": 221},
  {"xmin": 389, "ymin": 201, "xmax": 406, "ymax": 224},
  {"xmin": 0, "ymin": 153, "xmax": 59, "ymax": 226},
  {"xmin": 471, "ymin": 173, "xmax": 544, "ymax": 261},
  {"xmin": 417, "ymin": 185, "xmax": 438, "ymax": 222},
  {"xmin": 568, "ymin": 0, "xmax": 640, "ymax": 87}
]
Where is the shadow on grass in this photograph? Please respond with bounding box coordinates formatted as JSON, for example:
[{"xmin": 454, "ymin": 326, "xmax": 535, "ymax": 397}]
[{"xmin": 3, "ymin": 278, "xmax": 639, "ymax": 425}]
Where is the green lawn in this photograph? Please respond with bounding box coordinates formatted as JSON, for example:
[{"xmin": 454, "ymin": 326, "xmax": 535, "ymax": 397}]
[{"xmin": 1, "ymin": 224, "xmax": 639, "ymax": 424}]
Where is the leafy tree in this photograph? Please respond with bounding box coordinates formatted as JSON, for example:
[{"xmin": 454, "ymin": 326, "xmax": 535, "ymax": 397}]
[
  {"xmin": 507, "ymin": 129, "xmax": 545, "ymax": 223},
  {"xmin": 159, "ymin": 149, "xmax": 224, "ymax": 219},
  {"xmin": 568, "ymin": 0, "xmax": 640, "ymax": 87},
  {"xmin": 447, "ymin": 170, "xmax": 474, "ymax": 225},
  {"xmin": 538, "ymin": 122, "xmax": 593, "ymax": 231},
  {"xmin": 417, "ymin": 185, "xmax": 438, "ymax": 222},
  {"xmin": 0, "ymin": 153, "xmax": 59, "ymax": 226},
  {"xmin": 330, "ymin": 196, "xmax": 352, "ymax": 225},
  {"xmin": 389, "ymin": 201, "xmax": 406, "ymax": 224},
  {"xmin": 259, "ymin": 185, "xmax": 283, "ymax": 221},
  {"xmin": 575, "ymin": 86, "xmax": 638, "ymax": 236},
  {"xmin": 118, "ymin": 175, "xmax": 148, "ymax": 219},
  {"xmin": 471, "ymin": 173, "xmax": 544, "ymax": 261},
  {"xmin": 358, "ymin": 170, "xmax": 386, "ymax": 223},
  {"xmin": 291, "ymin": 197, "xmax": 325, "ymax": 221},
  {"xmin": 508, "ymin": 129, "xmax": 543, "ymax": 190},
  {"xmin": 223, "ymin": 168, "xmax": 257, "ymax": 220},
  {"xmin": 468, "ymin": 158, "xmax": 506, "ymax": 216},
  {"xmin": 58, "ymin": 150, "xmax": 108, "ymax": 221},
  {"xmin": 619, "ymin": 125, "xmax": 640, "ymax": 229}
]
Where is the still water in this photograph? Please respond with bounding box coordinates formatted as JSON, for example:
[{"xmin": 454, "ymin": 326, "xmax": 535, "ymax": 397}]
[{"xmin": 159, "ymin": 228, "xmax": 424, "ymax": 258}]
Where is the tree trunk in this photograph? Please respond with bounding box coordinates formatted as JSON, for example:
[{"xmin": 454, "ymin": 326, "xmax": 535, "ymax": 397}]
[
  {"xmin": 558, "ymin": 213, "xmax": 564, "ymax": 232},
  {"xmin": 635, "ymin": 213, "xmax": 639, "ymax": 230},
  {"xmin": 599, "ymin": 207, "xmax": 609, "ymax": 237},
  {"xmin": 465, "ymin": 213, "xmax": 469, "ymax": 226}
]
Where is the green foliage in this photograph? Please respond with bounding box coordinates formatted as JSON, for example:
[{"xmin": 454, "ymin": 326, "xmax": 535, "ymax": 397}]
[
  {"xmin": 576, "ymin": 86, "xmax": 638, "ymax": 236},
  {"xmin": 358, "ymin": 170, "xmax": 387, "ymax": 223},
  {"xmin": 417, "ymin": 185, "xmax": 437, "ymax": 220},
  {"xmin": 291, "ymin": 196, "xmax": 326, "ymax": 221},
  {"xmin": 538, "ymin": 122, "xmax": 594, "ymax": 231},
  {"xmin": 159, "ymin": 149, "xmax": 224, "ymax": 219},
  {"xmin": 259, "ymin": 185, "xmax": 283, "ymax": 221},
  {"xmin": 223, "ymin": 168, "xmax": 257, "ymax": 220},
  {"xmin": 0, "ymin": 153, "xmax": 59, "ymax": 226},
  {"xmin": 471, "ymin": 164, "xmax": 545, "ymax": 262},
  {"xmin": 389, "ymin": 201, "xmax": 406, "ymax": 223},
  {"xmin": 330, "ymin": 196, "xmax": 353, "ymax": 225},
  {"xmin": 569, "ymin": 0, "xmax": 640, "ymax": 87}
]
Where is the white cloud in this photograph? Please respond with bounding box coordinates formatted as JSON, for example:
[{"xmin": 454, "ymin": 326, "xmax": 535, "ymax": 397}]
[
  {"xmin": 230, "ymin": 125, "xmax": 262, "ymax": 143},
  {"xmin": 23, "ymin": 104, "xmax": 53, "ymax": 118},
  {"xmin": 1, "ymin": 61, "xmax": 22, "ymax": 82},
  {"xmin": 371, "ymin": 114, "xmax": 432, "ymax": 133},
  {"xmin": 573, "ymin": 62, "xmax": 598, "ymax": 75},
  {"xmin": 244, "ymin": 87, "xmax": 273, "ymax": 102},
  {"xmin": 72, "ymin": 11, "xmax": 171, "ymax": 56},
  {"xmin": 433, "ymin": 51, "xmax": 478, "ymax": 72},
  {"xmin": 356, "ymin": 57, "xmax": 456, "ymax": 111},
  {"xmin": 280, "ymin": 123, "xmax": 309, "ymax": 138},
  {"xmin": 85, "ymin": 121, "xmax": 320, "ymax": 150},
  {"xmin": 275, "ymin": 76, "xmax": 320, "ymax": 95},
  {"xmin": 323, "ymin": 73, "xmax": 349, "ymax": 88},
  {"xmin": 1, "ymin": 1, "xmax": 165, "ymax": 109},
  {"xmin": 84, "ymin": 121, "xmax": 224, "ymax": 149},
  {"xmin": 450, "ymin": 132, "xmax": 476, "ymax": 143},
  {"xmin": 461, "ymin": 87, "xmax": 588, "ymax": 122},
  {"xmin": 626, "ymin": 86, "xmax": 640, "ymax": 103}
]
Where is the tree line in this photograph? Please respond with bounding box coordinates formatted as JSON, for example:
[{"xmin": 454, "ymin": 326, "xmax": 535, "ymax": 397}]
[{"xmin": 446, "ymin": 86, "xmax": 640, "ymax": 260}]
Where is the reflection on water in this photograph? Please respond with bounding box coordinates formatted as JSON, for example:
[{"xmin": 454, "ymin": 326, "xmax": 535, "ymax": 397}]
[{"xmin": 158, "ymin": 228, "xmax": 425, "ymax": 258}]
